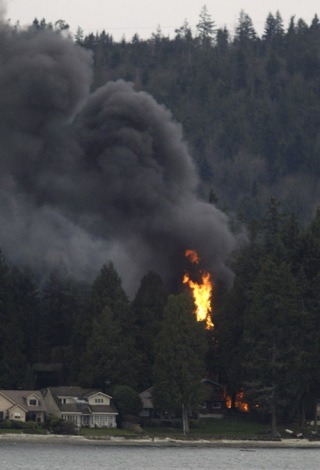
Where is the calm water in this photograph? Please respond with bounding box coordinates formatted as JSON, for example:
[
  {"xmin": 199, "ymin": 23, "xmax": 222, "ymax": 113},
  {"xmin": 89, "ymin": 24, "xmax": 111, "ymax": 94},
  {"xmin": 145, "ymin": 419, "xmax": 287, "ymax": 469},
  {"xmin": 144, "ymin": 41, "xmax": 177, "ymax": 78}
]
[{"xmin": 0, "ymin": 442, "xmax": 320, "ymax": 470}]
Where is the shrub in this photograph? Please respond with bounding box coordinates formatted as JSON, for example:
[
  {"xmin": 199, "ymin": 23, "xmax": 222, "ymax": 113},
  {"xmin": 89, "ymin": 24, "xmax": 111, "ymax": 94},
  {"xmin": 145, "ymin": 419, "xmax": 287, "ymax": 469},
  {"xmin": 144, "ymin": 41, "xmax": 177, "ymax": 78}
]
[
  {"xmin": 113, "ymin": 385, "xmax": 142, "ymax": 418},
  {"xmin": 46, "ymin": 415, "xmax": 77, "ymax": 435},
  {"xmin": 0, "ymin": 419, "xmax": 15, "ymax": 429},
  {"xmin": 0, "ymin": 419, "xmax": 42, "ymax": 431}
]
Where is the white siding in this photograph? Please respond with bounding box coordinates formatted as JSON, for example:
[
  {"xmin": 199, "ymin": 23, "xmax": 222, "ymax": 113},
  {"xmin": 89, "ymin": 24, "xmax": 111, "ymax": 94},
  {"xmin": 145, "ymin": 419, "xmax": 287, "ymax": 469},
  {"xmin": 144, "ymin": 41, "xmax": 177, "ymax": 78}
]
[
  {"xmin": 88, "ymin": 393, "xmax": 111, "ymax": 406},
  {"xmin": 92, "ymin": 414, "xmax": 116, "ymax": 428}
]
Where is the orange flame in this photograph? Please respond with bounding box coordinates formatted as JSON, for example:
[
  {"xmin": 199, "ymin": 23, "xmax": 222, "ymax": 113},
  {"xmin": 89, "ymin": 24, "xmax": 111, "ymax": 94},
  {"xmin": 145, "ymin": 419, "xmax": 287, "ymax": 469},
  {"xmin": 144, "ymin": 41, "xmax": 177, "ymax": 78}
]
[
  {"xmin": 226, "ymin": 390, "xmax": 249, "ymax": 412},
  {"xmin": 183, "ymin": 249, "xmax": 213, "ymax": 329},
  {"xmin": 185, "ymin": 249, "xmax": 200, "ymax": 264}
]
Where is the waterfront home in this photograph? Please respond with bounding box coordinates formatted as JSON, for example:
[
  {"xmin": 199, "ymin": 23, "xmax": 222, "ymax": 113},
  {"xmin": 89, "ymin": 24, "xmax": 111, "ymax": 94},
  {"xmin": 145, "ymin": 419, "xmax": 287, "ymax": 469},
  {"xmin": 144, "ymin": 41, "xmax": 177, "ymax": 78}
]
[
  {"xmin": 42, "ymin": 386, "xmax": 118, "ymax": 428},
  {"xmin": 0, "ymin": 390, "xmax": 47, "ymax": 423}
]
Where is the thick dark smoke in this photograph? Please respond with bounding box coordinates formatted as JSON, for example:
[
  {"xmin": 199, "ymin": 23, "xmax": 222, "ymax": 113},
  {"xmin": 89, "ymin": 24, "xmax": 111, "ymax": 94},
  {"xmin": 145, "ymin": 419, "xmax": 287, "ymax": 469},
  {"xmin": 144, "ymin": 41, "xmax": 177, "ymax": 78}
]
[{"xmin": 0, "ymin": 21, "xmax": 239, "ymax": 295}]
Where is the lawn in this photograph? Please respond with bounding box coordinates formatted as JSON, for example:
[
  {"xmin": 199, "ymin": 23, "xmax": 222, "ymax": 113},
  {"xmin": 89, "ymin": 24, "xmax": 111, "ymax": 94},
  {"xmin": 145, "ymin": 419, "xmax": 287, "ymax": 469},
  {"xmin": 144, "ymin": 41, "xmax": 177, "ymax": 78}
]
[
  {"xmin": 77, "ymin": 417, "xmax": 272, "ymax": 440},
  {"xmin": 144, "ymin": 417, "xmax": 273, "ymax": 439},
  {"xmin": 0, "ymin": 428, "xmax": 23, "ymax": 434},
  {"xmin": 79, "ymin": 416, "xmax": 310, "ymax": 440},
  {"xmin": 1, "ymin": 416, "xmax": 315, "ymax": 440}
]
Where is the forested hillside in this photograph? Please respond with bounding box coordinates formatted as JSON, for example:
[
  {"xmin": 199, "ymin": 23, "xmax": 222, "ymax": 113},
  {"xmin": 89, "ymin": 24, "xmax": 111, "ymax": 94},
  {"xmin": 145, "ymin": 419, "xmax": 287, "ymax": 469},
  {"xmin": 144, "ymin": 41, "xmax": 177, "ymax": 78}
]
[
  {"xmin": 1, "ymin": 9, "xmax": 320, "ymax": 433},
  {"xmin": 75, "ymin": 8, "xmax": 320, "ymax": 221}
]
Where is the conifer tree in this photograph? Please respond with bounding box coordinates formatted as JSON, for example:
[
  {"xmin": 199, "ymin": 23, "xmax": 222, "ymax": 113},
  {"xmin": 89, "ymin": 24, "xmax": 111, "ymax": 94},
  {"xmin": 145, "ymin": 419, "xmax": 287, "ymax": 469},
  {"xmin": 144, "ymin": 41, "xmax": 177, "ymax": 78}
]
[
  {"xmin": 196, "ymin": 5, "xmax": 216, "ymax": 46},
  {"xmin": 153, "ymin": 292, "xmax": 207, "ymax": 434},
  {"xmin": 81, "ymin": 305, "xmax": 138, "ymax": 388},
  {"xmin": 132, "ymin": 271, "xmax": 168, "ymax": 390},
  {"xmin": 242, "ymin": 258, "xmax": 301, "ymax": 434},
  {"xmin": 80, "ymin": 262, "xmax": 139, "ymax": 388}
]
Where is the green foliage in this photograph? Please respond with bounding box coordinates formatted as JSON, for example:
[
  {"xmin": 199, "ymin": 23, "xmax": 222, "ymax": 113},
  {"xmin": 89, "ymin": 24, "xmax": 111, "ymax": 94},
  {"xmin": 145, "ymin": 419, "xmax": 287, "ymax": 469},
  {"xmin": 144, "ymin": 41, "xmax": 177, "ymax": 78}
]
[
  {"xmin": 242, "ymin": 259, "xmax": 301, "ymax": 411},
  {"xmin": 0, "ymin": 256, "xmax": 40, "ymax": 388},
  {"xmin": 3, "ymin": 11, "xmax": 320, "ymax": 429},
  {"xmin": 46, "ymin": 415, "xmax": 77, "ymax": 435},
  {"xmin": 113, "ymin": 385, "xmax": 142, "ymax": 417},
  {"xmin": 90, "ymin": 262, "xmax": 129, "ymax": 317},
  {"xmin": 1, "ymin": 201, "xmax": 320, "ymax": 428},
  {"xmin": 153, "ymin": 292, "xmax": 207, "ymax": 414},
  {"xmin": 74, "ymin": 10, "xmax": 320, "ymax": 221},
  {"xmin": 196, "ymin": 5, "xmax": 216, "ymax": 45},
  {"xmin": 0, "ymin": 419, "xmax": 42, "ymax": 431},
  {"xmin": 10, "ymin": 267, "xmax": 40, "ymax": 365},
  {"xmin": 80, "ymin": 262, "xmax": 139, "ymax": 388},
  {"xmin": 132, "ymin": 271, "xmax": 168, "ymax": 389},
  {"xmin": 39, "ymin": 272, "xmax": 86, "ymax": 366},
  {"xmin": 217, "ymin": 201, "xmax": 320, "ymax": 429},
  {"xmin": 80, "ymin": 305, "xmax": 138, "ymax": 388}
]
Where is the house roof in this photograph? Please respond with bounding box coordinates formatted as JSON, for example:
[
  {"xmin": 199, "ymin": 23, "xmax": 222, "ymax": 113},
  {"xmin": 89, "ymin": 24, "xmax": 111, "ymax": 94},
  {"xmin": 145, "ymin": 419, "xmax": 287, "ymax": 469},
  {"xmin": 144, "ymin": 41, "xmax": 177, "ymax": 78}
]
[
  {"xmin": 139, "ymin": 387, "xmax": 153, "ymax": 409},
  {"xmin": 45, "ymin": 386, "xmax": 111, "ymax": 400},
  {"xmin": 0, "ymin": 390, "xmax": 47, "ymax": 412},
  {"xmin": 201, "ymin": 379, "xmax": 226, "ymax": 401},
  {"xmin": 90, "ymin": 405, "xmax": 118, "ymax": 414},
  {"xmin": 59, "ymin": 403, "xmax": 92, "ymax": 414},
  {"xmin": 45, "ymin": 386, "xmax": 118, "ymax": 416},
  {"xmin": 8, "ymin": 404, "xmax": 27, "ymax": 414},
  {"xmin": 201, "ymin": 379, "xmax": 225, "ymax": 389}
]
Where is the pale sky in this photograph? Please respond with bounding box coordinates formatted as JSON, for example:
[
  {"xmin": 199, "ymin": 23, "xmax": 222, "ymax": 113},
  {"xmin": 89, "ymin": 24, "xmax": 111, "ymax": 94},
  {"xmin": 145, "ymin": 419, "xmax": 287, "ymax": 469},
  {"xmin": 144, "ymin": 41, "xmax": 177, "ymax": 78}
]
[{"xmin": 5, "ymin": 0, "xmax": 320, "ymax": 40}]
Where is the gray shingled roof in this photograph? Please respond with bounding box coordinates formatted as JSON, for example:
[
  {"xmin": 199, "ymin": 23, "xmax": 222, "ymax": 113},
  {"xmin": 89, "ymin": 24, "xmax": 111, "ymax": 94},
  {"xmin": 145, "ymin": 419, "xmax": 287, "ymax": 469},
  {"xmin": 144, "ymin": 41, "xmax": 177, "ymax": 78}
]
[
  {"xmin": 46, "ymin": 386, "xmax": 99, "ymax": 398},
  {"xmin": 46, "ymin": 387, "xmax": 117, "ymax": 416},
  {"xmin": 89, "ymin": 405, "xmax": 118, "ymax": 414},
  {"xmin": 46, "ymin": 386, "xmax": 111, "ymax": 399}
]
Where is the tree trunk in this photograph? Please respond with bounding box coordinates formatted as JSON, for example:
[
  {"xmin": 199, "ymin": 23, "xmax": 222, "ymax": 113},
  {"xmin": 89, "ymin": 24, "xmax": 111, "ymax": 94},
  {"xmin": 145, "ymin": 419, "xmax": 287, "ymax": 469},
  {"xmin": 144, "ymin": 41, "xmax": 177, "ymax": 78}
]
[
  {"xmin": 300, "ymin": 397, "xmax": 306, "ymax": 429},
  {"xmin": 270, "ymin": 400, "xmax": 277, "ymax": 436},
  {"xmin": 231, "ymin": 390, "xmax": 236, "ymax": 411},
  {"xmin": 314, "ymin": 399, "xmax": 318, "ymax": 434},
  {"xmin": 182, "ymin": 403, "xmax": 189, "ymax": 435},
  {"xmin": 270, "ymin": 340, "xmax": 278, "ymax": 437}
]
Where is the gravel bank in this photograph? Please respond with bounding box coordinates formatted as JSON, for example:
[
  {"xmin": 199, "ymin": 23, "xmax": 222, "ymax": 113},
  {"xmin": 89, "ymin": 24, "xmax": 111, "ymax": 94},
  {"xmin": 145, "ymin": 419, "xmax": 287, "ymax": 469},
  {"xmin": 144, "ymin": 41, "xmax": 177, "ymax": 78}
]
[{"xmin": 0, "ymin": 433, "xmax": 320, "ymax": 448}]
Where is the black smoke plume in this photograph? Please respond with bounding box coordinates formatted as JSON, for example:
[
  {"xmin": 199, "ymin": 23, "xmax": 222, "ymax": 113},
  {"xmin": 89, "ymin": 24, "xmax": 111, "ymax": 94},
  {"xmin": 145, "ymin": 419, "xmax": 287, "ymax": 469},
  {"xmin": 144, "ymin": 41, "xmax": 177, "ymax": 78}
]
[{"xmin": 0, "ymin": 21, "xmax": 238, "ymax": 295}]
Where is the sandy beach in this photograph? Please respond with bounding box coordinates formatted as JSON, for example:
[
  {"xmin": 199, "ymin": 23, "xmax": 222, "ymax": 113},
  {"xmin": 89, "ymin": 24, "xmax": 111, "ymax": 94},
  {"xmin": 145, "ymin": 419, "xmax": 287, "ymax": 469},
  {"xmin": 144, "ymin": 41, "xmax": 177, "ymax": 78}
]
[{"xmin": 0, "ymin": 433, "xmax": 320, "ymax": 448}]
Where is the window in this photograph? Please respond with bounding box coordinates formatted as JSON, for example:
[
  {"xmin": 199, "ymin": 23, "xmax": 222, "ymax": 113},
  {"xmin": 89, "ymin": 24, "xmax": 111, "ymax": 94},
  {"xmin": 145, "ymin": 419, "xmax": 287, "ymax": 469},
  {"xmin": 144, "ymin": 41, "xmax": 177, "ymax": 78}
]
[
  {"xmin": 93, "ymin": 415, "xmax": 114, "ymax": 428},
  {"xmin": 95, "ymin": 398, "xmax": 103, "ymax": 404},
  {"xmin": 29, "ymin": 399, "xmax": 38, "ymax": 406},
  {"xmin": 94, "ymin": 415, "xmax": 106, "ymax": 426},
  {"xmin": 60, "ymin": 398, "xmax": 67, "ymax": 404},
  {"xmin": 62, "ymin": 414, "xmax": 77, "ymax": 423},
  {"xmin": 14, "ymin": 413, "xmax": 21, "ymax": 419},
  {"xmin": 212, "ymin": 402, "xmax": 222, "ymax": 409}
]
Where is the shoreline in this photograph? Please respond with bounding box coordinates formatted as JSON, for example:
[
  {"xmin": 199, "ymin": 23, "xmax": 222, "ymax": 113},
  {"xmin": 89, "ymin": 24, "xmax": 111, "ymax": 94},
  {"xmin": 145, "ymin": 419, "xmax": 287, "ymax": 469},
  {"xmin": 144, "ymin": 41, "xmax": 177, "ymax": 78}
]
[{"xmin": 0, "ymin": 433, "xmax": 320, "ymax": 448}]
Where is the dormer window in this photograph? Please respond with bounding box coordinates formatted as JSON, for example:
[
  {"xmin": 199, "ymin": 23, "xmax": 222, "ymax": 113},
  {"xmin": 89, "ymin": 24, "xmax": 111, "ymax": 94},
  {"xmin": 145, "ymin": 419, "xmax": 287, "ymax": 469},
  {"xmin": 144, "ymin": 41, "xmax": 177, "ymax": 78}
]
[
  {"xmin": 29, "ymin": 398, "xmax": 38, "ymax": 406},
  {"xmin": 95, "ymin": 398, "xmax": 103, "ymax": 404}
]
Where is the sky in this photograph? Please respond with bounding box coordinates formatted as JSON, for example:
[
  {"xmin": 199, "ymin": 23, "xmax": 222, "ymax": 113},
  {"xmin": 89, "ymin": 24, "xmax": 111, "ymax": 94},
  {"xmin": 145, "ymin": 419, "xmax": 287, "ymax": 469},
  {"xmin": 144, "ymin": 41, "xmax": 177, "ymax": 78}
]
[{"xmin": 4, "ymin": 0, "xmax": 320, "ymax": 40}]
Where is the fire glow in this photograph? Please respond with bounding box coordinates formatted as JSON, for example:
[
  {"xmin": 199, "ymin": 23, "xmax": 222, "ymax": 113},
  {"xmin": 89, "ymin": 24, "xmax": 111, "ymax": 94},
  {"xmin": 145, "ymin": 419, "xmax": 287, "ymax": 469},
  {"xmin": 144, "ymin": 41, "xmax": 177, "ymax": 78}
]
[
  {"xmin": 183, "ymin": 249, "xmax": 214, "ymax": 330},
  {"xmin": 226, "ymin": 390, "xmax": 249, "ymax": 413}
]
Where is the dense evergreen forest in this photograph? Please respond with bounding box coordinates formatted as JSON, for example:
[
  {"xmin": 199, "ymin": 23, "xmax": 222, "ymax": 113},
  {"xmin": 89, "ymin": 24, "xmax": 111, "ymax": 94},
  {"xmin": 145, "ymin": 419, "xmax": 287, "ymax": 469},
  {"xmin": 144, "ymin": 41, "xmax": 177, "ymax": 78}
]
[
  {"xmin": 2, "ymin": 8, "xmax": 320, "ymax": 433},
  {"xmin": 75, "ymin": 7, "xmax": 320, "ymax": 221}
]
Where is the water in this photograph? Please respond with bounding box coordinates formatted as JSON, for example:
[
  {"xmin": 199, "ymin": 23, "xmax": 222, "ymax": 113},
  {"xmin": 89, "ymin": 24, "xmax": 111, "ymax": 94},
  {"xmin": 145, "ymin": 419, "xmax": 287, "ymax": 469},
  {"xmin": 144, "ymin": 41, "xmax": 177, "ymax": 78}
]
[{"xmin": 1, "ymin": 442, "xmax": 320, "ymax": 470}]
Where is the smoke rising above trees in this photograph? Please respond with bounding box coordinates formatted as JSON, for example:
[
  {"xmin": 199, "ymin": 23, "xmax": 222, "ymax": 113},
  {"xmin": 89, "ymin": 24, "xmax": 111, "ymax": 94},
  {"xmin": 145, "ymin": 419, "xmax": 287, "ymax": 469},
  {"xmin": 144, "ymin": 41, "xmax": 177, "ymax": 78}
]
[{"xmin": 0, "ymin": 20, "xmax": 238, "ymax": 295}]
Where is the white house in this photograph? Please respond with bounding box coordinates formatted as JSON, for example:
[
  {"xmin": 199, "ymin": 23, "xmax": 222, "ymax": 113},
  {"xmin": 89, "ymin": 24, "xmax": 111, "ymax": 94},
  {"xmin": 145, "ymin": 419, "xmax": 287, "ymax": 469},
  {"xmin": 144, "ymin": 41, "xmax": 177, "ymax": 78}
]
[{"xmin": 42, "ymin": 386, "xmax": 118, "ymax": 428}]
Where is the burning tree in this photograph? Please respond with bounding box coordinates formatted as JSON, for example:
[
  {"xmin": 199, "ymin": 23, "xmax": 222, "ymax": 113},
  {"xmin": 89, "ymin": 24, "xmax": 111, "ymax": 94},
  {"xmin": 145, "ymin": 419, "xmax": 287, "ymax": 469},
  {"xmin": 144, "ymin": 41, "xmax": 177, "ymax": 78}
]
[
  {"xmin": 152, "ymin": 292, "xmax": 207, "ymax": 434},
  {"xmin": 182, "ymin": 249, "xmax": 214, "ymax": 329}
]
